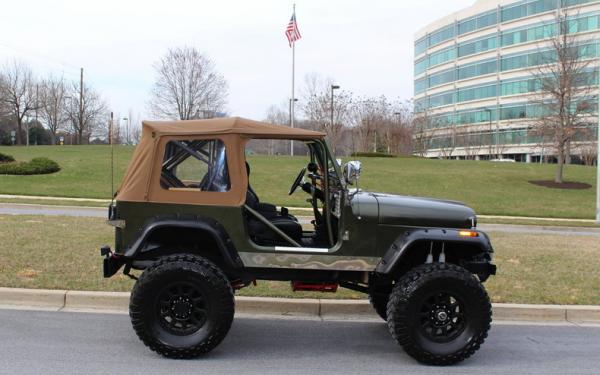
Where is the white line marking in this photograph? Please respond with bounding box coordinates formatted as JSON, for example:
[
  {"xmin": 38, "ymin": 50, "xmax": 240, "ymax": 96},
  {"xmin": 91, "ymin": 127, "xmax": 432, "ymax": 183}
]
[{"xmin": 274, "ymin": 246, "xmax": 329, "ymax": 253}]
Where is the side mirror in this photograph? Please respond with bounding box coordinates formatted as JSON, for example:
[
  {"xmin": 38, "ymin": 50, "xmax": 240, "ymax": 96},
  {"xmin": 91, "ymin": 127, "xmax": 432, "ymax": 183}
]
[{"xmin": 343, "ymin": 161, "xmax": 362, "ymax": 185}]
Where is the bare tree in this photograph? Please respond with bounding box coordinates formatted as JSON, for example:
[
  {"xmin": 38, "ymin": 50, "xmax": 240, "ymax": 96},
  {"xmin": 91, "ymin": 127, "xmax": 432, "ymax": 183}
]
[
  {"xmin": 530, "ymin": 10, "xmax": 596, "ymax": 183},
  {"xmin": 149, "ymin": 46, "xmax": 228, "ymax": 120},
  {"xmin": 262, "ymin": 103, "xmax": 289, "ymax": 155},
  {"xmin": 65, "ymin": 81, "xmax": 108, "ymax": 144},
  {"xmin": 412, "ymin": 110, "xmax": 441, "ymax": 157},
  {"xmin": 301, "ymin": 73, "xmax": 352, "ymax": 154},
  {"xmin": 384, "ymin": 100, "xmax": 413, "ymax": 155},
  {"xmin": 349, "ymin": 95, "xmax": 391, "ymax": 153},
  {"xmin": 39, "ymin": 75, "xmax": 68, "ymax": 145},
  {"xmin": 0, "ymin": 61, "xmax": 38, "ymax": 145},
  {"xmin": 579, "ymin": 142, "xmax": 597, "ymax": 166}
]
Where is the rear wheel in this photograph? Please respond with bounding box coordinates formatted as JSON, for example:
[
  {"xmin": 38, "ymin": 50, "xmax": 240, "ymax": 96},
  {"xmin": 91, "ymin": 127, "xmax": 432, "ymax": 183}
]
[
  {"xmin": 129, "ymin": 254, "xmax": 234, "ymax": 358},
  {"xmin": 386, "ymin": 263, "xmax": 491, "ymax": 365}
]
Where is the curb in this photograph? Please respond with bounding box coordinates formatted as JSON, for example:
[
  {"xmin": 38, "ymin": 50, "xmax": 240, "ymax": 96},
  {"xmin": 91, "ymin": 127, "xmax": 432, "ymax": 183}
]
[{"xmin": 1, "ymin": 287, "xmax": 600, "ymax": 323}]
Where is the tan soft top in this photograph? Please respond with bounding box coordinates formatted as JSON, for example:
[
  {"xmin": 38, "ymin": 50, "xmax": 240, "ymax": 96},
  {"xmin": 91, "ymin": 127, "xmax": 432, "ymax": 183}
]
[
  {"xmin": 143, "ymin": 117, "xmax": 325, "ymax": 139},
  {"xmin": 116, "ymin": 117, "xmax": 325, "ymax": 206}
]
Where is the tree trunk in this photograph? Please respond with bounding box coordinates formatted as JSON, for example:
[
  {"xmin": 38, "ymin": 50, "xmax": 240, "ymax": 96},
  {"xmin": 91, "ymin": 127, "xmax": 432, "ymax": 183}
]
[
  {"xmin": 15, "ymin": 118, "xmax": 23, "ymax": 145},
  {"xmin": 555, "ymin": 150, "xmax": 564, "ymax": 184}
]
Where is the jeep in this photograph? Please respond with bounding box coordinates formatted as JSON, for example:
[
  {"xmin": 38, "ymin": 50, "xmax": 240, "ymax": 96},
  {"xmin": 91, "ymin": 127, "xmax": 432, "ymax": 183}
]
[{"xmin": 101, "ymin": 117, "xmax": 496, "ymax": 365}]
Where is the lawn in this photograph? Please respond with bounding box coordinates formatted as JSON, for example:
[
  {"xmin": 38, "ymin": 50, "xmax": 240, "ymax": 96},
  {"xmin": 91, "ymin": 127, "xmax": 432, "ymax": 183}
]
[
  {"xmin": 1, "ymin": 214, "xmax": 598, "ymax": 305},
  {"xmin": 0, "ymin": 145, "xmax": 597, "ymax": 218}
]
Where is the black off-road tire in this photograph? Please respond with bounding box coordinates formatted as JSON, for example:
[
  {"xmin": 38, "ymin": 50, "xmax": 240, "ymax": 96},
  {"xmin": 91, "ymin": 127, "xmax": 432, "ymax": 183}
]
[
  {"xmin": 129, "ymin": 254, "xmax": 234, "ymax": 358},
  {"xmin": 386, "ymin": 263, "xmax": 491, "ymax": 366},
  {"xmin": 369, "ymin": 289, "xmax": 391, "ymax": 321}
]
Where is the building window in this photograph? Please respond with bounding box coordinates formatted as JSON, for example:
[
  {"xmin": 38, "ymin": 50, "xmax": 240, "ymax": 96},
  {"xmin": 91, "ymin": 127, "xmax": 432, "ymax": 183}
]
[
  {"xmin": 415, "ymin": 37, "xmax": 428, "ymax": 55},
  {"xmin": 414, "ymin": 77, "xmax": 428, "ymax": 94},
  {"xmin": 429, "ymin": 69, "xmax": 455, "ymax": 88},
  {"xmin": 458, "ymin": 59, "xmax": 497, "ymax": 80},
  {"xmin": 429, "ymin": 46, "xmax": 456, "ymax": 67},
  {"xmin": 414, "ymin": 57, "xmax": 428, "ymax": 76},
  {"xmin": 458, "ymin": 35, "xmax": 498, "ymax": 57},
  {"xmin": 429, "ymin": 25, "xmax": 455, "ymax": 47}
]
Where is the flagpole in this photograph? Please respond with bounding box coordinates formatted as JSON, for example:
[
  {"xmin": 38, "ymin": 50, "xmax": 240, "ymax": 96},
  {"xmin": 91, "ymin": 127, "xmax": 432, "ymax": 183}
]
[{"xmin": 290, "ymin": 4, "xmax": 296, "ymax": 157}]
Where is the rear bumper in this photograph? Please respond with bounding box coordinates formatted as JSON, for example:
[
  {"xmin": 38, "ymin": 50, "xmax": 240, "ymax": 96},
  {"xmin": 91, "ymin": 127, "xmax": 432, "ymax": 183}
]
[{"xmin": 101, "ymin": 246, "xmax": 124, "ymax": 278}]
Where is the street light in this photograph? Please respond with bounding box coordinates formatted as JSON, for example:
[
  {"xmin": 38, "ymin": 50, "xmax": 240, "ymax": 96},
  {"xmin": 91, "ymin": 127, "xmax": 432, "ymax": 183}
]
[
  {"xmin": 122, "ymin": 117, "xmax": 129, "ymax": 145},
  {"xmin": 330, "ymin": 84, "xmax": 340, "ymax": 141},
  {"xmin": 484, "ymin": 108, "xmax": 492, "ymax": 160}
]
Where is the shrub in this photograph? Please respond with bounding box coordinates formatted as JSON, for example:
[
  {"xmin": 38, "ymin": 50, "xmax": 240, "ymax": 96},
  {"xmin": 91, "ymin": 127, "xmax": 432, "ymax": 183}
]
[
  {"xmin": 0, "ymin": 157, "xmax": 61, "ymax": 175},
  {"xmin": 0, "ymin": 152, "xmax": 15, "ymax": 163},
  {"xmin": 350, "ymin": 152, "xmax": 396, "ymax": 158}
]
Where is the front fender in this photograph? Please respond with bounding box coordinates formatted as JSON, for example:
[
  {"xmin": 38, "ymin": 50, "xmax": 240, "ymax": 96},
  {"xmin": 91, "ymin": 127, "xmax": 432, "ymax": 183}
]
[{"xmin": 376, "ymin": 228, "xmax": 494, "ymax": 275}]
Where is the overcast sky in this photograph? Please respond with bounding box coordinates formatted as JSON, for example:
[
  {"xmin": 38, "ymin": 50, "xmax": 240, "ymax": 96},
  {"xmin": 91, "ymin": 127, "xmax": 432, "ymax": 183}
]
[{"xmin": 0, "ymin": 0, "xmax": 474, "ymax": 122}]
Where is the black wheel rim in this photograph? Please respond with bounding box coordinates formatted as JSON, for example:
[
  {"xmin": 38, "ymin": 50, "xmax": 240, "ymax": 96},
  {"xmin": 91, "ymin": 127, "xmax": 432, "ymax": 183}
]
[
  {"xmin": 418, "ymin": 291, "xmax": 466, "ymax": 343},
  {"xmin": 155, "ymin": 281, "xmax": 208, "ymax": 336}
]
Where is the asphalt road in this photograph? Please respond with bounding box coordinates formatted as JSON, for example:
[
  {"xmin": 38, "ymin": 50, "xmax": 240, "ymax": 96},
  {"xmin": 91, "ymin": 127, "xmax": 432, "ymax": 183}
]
[
  {"xmin": 1, "ymin": 202, "xmax": 599, "ymax": 236},
  {"xmin": 0, "ymin": 309, "xmax": 599, "ymax": 375}
]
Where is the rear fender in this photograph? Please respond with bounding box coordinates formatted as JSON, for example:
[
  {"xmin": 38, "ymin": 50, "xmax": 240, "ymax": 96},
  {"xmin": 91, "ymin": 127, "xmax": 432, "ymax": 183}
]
[{"xmin": 123, "ymin": 217, "xmax": 243, "ymax": 270}]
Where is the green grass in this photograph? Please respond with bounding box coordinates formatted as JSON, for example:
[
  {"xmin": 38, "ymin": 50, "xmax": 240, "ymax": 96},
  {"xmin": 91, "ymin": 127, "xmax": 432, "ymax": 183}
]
[
  {"xmin": 0, "ymin": 145, "xmax": 597, "ymax": 218},
  {"xmin": 1, "ymin": 214, "xmax": 599, "ymax": 305}
]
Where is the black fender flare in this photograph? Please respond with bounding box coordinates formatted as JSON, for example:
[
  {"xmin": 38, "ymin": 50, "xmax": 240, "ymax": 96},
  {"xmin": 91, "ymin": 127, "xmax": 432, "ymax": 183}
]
[
  {"xmin": 376, "ymin": 228, "xmax": 495, "ymax": 275},
  {"xmin": 123, "ymin": 217, "xmax": 243, "ymax": 270}
]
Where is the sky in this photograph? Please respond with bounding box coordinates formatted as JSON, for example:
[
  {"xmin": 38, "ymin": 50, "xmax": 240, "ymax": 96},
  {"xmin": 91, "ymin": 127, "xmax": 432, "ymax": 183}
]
[{"xmin": 0, "ymin": 0, "xmax": 474, "ymax": 122}]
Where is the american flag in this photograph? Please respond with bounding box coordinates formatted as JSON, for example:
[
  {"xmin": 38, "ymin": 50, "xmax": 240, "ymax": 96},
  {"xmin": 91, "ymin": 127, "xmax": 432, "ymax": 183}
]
[{"xmin": 285, "ymin": 12, "xmax": 301, "ymax": 47}]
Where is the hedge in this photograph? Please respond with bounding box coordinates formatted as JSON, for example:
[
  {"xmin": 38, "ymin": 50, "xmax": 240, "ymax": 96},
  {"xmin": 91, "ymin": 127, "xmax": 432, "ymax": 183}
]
[
  {"xmin": 0, "ymin": 157, "xmax": 61, "ymax": 175},
  {"xmin": 0, "ymin": 152, "xmax": 15, "ymax": 163}
]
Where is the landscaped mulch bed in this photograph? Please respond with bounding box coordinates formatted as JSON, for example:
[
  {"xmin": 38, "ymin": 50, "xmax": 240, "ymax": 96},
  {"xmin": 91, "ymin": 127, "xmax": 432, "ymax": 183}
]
[{"xmin": 529, "ymin": 180, "xmax": 592, "ymax": 190}]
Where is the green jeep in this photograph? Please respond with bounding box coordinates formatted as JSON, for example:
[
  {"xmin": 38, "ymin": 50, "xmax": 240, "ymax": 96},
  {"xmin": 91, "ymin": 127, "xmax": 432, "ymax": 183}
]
[{"xmin": 102, "ymin": 117, "xmax": 496, "ymax": 365}]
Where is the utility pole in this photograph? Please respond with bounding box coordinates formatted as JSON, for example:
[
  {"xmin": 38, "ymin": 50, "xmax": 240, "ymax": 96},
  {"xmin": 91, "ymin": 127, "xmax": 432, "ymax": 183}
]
[
  {"xmin": 596, "ymin": 68, "xmax": 599, "ymax": 224},
  {"xmin": 79, "ymin": 68, "xmax": 83, "ymax": 145}
]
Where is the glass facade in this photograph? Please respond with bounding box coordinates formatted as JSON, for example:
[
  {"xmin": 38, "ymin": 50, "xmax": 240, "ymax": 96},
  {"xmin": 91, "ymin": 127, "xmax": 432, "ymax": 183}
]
[
  {"xmin": 416, "ymin": 11, "xmax": 600, "ymax": 85},
  {"xmin": 414, "ymin": 0, "xmax": 600, "ymax": 156}
]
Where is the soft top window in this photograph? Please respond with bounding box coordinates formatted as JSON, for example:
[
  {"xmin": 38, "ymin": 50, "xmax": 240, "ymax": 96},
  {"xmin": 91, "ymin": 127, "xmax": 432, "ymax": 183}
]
[{"xmin": 160, "ymin": 139, "xmax": 230, "ymax": 192}]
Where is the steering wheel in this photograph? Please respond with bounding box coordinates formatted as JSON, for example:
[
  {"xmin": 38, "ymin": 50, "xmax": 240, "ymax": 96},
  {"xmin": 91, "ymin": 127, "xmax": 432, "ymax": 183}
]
[{"xmin": 289, "ymin": 167, "xmax": 307, "ymax": 195}]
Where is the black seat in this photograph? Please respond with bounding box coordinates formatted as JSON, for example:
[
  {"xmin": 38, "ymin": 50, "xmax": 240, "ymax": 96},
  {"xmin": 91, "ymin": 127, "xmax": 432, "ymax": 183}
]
[{"xmin": 245, "ymin": 162, "xmax": 302, "ymax": 244}]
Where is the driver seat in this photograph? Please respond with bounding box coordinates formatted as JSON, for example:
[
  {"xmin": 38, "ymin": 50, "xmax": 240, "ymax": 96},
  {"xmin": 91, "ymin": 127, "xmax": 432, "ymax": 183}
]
[{"xmin": 245, "ymin": 162, "xmax": 302, "ymax": 245}]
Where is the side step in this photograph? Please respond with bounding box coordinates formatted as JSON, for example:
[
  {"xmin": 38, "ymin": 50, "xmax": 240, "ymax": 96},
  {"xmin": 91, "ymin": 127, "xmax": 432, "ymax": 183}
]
[{"xmin": 291, "ymin": 281, "xmax": 338, "ymax": 293}]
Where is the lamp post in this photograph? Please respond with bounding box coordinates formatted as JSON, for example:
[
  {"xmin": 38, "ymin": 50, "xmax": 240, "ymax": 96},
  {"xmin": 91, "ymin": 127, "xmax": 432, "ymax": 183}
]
[
  {"xmin": 596, "ymin": 68, "xmax": 599, "ymax": 224},
  {"xmin": 484, "ymin": 108, "xmax": 492, "ymax": 160},
  {"xmin": 122, "ymin": 117, "xmax": 129, "ymax": 145}
]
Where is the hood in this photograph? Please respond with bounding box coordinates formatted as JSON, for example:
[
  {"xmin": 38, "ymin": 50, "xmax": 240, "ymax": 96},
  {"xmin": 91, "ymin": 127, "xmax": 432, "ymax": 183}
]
[{"xmin": 372, "ymin": 192, "xmax": 475, "ymax": 229}]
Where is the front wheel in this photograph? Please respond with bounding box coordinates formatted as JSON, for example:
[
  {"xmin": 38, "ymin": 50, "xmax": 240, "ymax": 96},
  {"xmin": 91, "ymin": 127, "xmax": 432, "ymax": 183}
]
[
  {"xmin": 129, "ymin": 254, "xmax": 234, "ymax": 358},
  {"xmin": 386, "ymin": 263, "xmax": 491, "ymax": 366}
]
